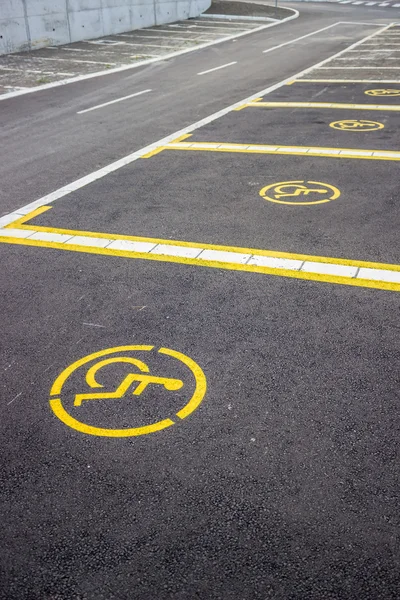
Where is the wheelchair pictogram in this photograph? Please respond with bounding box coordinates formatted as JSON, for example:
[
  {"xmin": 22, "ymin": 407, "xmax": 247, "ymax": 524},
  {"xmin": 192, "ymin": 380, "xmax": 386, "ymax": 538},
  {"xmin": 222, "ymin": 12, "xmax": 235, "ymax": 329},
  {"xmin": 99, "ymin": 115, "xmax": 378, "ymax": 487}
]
[
  {"xmin": 259, "ymin": 180, "xmax": 340, "ymax": 206},
  {"xmin": 365, "ymin": 89, "xmax": 400, "ymax": 97},
  {"xmin": 330, "ymin": 119, "xmax": 384, "ymax": 132},
  {"xmin": 49, "ymin": 345, "xmax": 206, "ymax": 437}
]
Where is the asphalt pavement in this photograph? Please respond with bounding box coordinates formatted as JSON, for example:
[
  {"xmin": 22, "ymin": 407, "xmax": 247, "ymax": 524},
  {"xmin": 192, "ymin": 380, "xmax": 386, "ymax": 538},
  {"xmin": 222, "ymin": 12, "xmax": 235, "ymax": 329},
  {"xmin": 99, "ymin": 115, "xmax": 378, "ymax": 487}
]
[{"xmin": 1, "ymin": 3, "xmax": 399, "ymax": 599}]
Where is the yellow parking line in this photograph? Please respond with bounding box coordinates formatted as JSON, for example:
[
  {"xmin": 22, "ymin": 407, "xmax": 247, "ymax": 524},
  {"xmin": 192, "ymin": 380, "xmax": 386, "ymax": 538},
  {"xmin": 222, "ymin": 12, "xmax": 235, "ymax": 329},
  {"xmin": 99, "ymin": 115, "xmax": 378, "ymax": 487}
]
[
  {"xmin": 163, "ymin": 141, "xmax": 400, "ymax": 161},
  {"xmin": 294, "ymin": 79, "xmax": 400, "ymax": 84},
  {"xmin": 242, "ymin": 101, "xmax": 400, "ymax": 111},
  {"xmin": 1, "ymin": 206, "xmax": 400, "ymax": 293},
  {"xmin": 142, "ymin": 133, "xmax": 192, "ymax": 158}
]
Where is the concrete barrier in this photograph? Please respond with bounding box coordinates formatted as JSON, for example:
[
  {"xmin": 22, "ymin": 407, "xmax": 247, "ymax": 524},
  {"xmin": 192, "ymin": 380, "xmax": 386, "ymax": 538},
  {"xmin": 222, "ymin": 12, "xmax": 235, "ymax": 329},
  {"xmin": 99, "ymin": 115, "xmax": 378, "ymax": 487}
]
[{"xmin": 0, "ymin": 0, "xmax": 211, "ymax": 55}]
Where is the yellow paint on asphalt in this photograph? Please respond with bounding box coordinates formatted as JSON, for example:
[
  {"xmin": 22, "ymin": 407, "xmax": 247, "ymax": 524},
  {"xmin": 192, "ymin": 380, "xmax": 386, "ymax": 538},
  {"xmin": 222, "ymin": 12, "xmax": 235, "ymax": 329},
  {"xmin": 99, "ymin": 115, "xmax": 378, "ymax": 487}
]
[
  {"xmin": 329, "ymin": 119, "xmax": 384, "ymax": 132},
  {"xmin": 242, "ymin": 101, "xmax": 400, "ymax": 111},
  {"xmin": 234, "ymin": 97, "xmax": 263, "ymax": 111},
  {"xmin": 49, "ymin": 345, "xmax": 207, "ymax": 437},
  {"xmin": 365, "ymin": 89, "xmax": 400, "ymax": 97},
  {"xmin": 162, "ymin": 141, "xmax": 400, "ymax": 161},
  {"xmin": 259, "ymin": 181, "xmax": 340, "ymax": 206},
  {"xmin": 1, "ymin": 206, "xmax": 400, "ymax": 293},
  {"xmin": 142, "ymin": 133, "xmax": 193, "ymax": 158},
  {"xmin": 293, "ymin": 79, "xmax": 400, "ymax": 84}
]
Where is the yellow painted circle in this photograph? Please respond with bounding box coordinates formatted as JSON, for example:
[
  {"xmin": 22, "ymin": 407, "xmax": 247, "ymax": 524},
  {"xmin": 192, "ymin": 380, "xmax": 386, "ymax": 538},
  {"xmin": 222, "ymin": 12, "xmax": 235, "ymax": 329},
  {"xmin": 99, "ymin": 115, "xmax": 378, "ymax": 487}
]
[
  {"xmin": 259, "ymin": 180, "xmax": 340, "ymax": 206},
  {"xmin": 330, "ymin": 119, "xmax": 384, "ymax": 132},
  {"xmin": 365, "ymin": 89, "xmax": 400, "ymax": 97},
  {"xmin": 49, "ymin": 345, "xmax": 206, "ymax": 437}
]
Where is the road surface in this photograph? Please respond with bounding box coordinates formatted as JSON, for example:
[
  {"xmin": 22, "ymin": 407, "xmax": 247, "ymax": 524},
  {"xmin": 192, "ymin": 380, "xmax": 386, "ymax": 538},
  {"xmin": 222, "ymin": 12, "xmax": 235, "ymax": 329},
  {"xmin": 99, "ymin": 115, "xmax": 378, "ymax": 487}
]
[{"xmin": 1, "ymin": 2, "xmax": 399, "ymax": 599}]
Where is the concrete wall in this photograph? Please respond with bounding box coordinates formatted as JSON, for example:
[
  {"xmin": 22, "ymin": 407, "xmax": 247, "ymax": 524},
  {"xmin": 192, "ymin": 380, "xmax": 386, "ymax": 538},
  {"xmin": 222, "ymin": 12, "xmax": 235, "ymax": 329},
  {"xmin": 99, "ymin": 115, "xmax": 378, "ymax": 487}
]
[{"xmin": 0, "ymin": 0, "xmax": 211, "ymax": 54}]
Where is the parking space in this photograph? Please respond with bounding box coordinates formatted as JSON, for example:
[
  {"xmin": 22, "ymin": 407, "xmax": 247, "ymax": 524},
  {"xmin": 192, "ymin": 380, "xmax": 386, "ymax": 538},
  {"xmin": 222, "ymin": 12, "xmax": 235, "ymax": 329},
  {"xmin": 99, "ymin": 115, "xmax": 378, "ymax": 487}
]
[
  {"xmin": 2, "ymin": 12, "xmax": 400, "ymax": 597},
  {"xmin": 184, "ymin": 106, "xmax": 399, "ymax": 148},
  {"xmin": 7, "ymin": 150, "xmax": 399, "ymax": 265},
  {"xmin": 1, "ymin": 23, "xmax": 400, "ymax": 294}
]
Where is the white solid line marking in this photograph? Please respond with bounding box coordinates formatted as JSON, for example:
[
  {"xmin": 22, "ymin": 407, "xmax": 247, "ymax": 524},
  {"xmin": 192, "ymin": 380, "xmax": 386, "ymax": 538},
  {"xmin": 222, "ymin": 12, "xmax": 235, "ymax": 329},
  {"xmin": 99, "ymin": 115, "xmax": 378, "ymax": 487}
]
[
  {"xmin": 126, "ymin": 34, "xmax": 209, "ymax": 42},
  {"xmin": 77, "ymin": 89, "xmax": 151, "ymax": 114},
  {"xmin": 198, "ymin": 249, "xmax": 251, "ymax": 264},
  {"xmin": 302, "ymin": 262, "xmax": 358, "ymax": 278},
  {"xmin": 197, "ymin": 61, "xmax": 237, "ymax": 75},
  {"xmin": 151, "ymin": 244, "xmax": 202, "ymax": 258},
  {"xmin": 358, "ymin": 268, "xmax": 400, "ymax": 283},
  {"xmin": 110, "ymin": 40, "xmax": 179, "ymax": 48},
  {"xmin": 199, "ymin": 14, "xmax": 277, "ymax": 23},
  {"xmin": 2, "ymin": 225, "xmax": 400, "ymax": 287},
  {"xmin": 0, "ymin": 67, "xmax": 75, "ymax": 76},
  {"xmin": 65, "ymin": 236, "xmax": 112, "ymax": 248},
  {"xmin": 0, "ymin": 10, "xmax": 299, "ymax": 101},
  {"xmin": 14, "ymin": 56, "xmax": 117, "ymax": 66},
  {"xmin": 0, "ymin": 22, "xmax": 391, "ymax": 221},
  {"xmin": 248, "ymin": 256, "xmax": 303, "ymax": 270},
  {"xmin": 108, "ymin": 240, "xmax": 157, "ymax": 253},
  {"xmin": 29, "ymin": 231, "xmax": 74, "ymax": 243},
  {"xmin": 263, "ymin": 22, "xmax": 343, "ymax": 54}
]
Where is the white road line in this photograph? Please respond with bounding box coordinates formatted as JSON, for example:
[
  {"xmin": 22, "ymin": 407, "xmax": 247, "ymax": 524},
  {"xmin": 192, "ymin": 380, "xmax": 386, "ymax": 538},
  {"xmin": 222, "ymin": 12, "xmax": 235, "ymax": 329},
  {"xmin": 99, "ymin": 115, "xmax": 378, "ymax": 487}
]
[
  {"xmin": 0, "ymin": 67, "xmax": 75, "ymax": 76},
  {"xmin": 199, "ymin": 15, "xmax": 276, "ymax": 23},
  {"xmin": 77, "ymin": 89, "xmax": 151, "ymax": 114},
  {"xmin": 197, "ymin": 61, "xmax": 237, "ymax": 76},
  {"xmin": 45, "ymin": 47, "xmax": 88, "ymax": 52},
  {"xmin": 263, "ymin": 22, "xmax": 344, "ymax": 54},
  {"xmin": 126, "ymin": 34, "xmax": 210, "ymax": 42},
  {"xmin": 11, "ymin": 56, "xmax": 117, "ymax": 66},
  {"xmin": 110, "ymin": 40, "xmax": 179, "ymax": 48},
  {"xmin": 131, "ymin": 28, "xmax": 215, "ymax": 34},
  {"xmin": 0, "ymin": 9, "xmax": 299, "ymax": 101},
  {"xmin": 167, "ymin": 23, "xmax": 248, "ymax": 31},
  {"xmin": 0, "ymin": 21, "xmax": 390, "ymax": 220},
  {"xmin": 188, "ymin": 18, "xmax": 257, "ymax": 27},
  {"xmin": 2, "ymin": 224, "xmax": 400, "ymax": 288},
  {"xmin": 366, "ymin": 2, "xmax": 377, "ymax": 5}
]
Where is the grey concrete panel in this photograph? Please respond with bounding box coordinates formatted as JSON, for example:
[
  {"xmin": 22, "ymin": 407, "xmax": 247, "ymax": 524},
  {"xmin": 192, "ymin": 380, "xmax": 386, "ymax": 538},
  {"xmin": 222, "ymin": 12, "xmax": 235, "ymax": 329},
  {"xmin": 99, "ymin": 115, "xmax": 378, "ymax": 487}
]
[
  {"xmin": 0, "ymin": 0, "xmax": 211, "ymax": 54},
  {"xmin": 0, "ymin": 17, "xmax": 29, "ymax": 54}
]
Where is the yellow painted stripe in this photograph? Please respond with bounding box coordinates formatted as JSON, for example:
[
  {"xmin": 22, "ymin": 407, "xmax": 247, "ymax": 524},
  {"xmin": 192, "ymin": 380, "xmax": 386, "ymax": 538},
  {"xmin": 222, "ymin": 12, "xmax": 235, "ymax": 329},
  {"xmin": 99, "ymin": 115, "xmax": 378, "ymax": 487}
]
[
  {"xmin": 294, "ymin": 78, "xmax": 400, "ymax": 83},
  {"xmin": 4, "ymin": 205, "xmax": 52, "ymax": 229},
  {"xmin": 243, "ymin": 101, "xmax": 400, "ymax": 111},
  {"xmin": 164, "ymin": 141, "xmax": 400, "ymax": 161},
  {"xmin": 1, "ymin": 207, "xmax": 400, "ymax": 293},
  {"xmin": 141, "ymin": 133, "xmax": 192, "ymax": 158},
  {"xmin": 8, "ymin": 206, "xmax": 400, "ymax": 270},
  {"xmin": 1, "ymin": 234, "xmax": 399, "ymax": 293},
  {"xmin": 234, "ymin": 97, "xmax": 263, "ymax": 111}
]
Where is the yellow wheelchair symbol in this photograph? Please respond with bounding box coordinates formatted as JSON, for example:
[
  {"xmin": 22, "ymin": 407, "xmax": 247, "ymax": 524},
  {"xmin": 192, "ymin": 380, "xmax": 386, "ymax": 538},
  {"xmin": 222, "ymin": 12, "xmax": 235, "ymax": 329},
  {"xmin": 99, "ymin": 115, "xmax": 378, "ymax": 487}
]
[
  {"xmin": 259, "ymin": 180, "xmax": 340, "ymax": 206},
  {"xmin": 49, "ymin": 345, "xmax": 207, "ymax": 437},
  {"xmin": 365, "ymin": 89, "xmax": 400, "ymax": 97},
  {"xmin": 74, "ymin": 357, "xmax": 183, "ymax": 406},
  {"xmin": 330, "ymin": 119, "xmax": 384, "ymax": 132}
]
